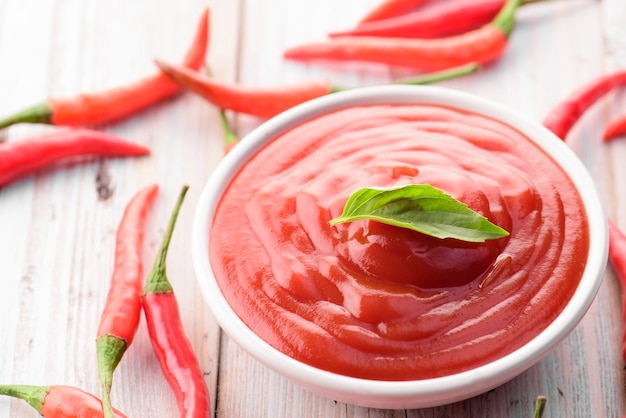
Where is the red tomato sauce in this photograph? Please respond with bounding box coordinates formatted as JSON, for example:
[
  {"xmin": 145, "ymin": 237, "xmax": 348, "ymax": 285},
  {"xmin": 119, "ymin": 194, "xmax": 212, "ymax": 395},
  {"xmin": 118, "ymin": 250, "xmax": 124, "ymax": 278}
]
[{"xmin": 209, "ymin": 104, "xmax": 590, "ymax": 380}]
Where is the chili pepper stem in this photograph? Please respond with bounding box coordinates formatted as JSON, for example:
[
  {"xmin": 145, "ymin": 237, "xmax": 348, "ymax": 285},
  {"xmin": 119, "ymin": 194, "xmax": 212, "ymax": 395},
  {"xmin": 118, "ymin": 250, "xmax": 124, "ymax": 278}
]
[
  {"xmin": 96, "ymin": 335, "xmax": 127, "ymax": 418},
  {"xmin": 392, "ymin": 62, "xmax": 481, "ymax": 86},
  {"xmin": 328, "ymin": 63, "xmax": 481, "ymax": 94},
  {"xmin": 491, "ymin": 0, "xmax": 521, "ymax": 36},
  {"xmin": 203, "ymin": 65, "xmax": 241, "ymax": 151},
  {"xmin": 0, "ymin": 103, "xmax": 52, "ymax": 130},
  {"xmin": 143, "ymin": 185, "xmax": 189, "ymax": 294},
  {"xmin": 533, "ymin": 395, "xmax": 547, "ymax": 418},
  {"xmin": 219, "ymin": 109, "xmax": 240, "ymax": 149},
  {"xmin": 0, "ymin": 384, "xmax": 48, "ymax": 414}
]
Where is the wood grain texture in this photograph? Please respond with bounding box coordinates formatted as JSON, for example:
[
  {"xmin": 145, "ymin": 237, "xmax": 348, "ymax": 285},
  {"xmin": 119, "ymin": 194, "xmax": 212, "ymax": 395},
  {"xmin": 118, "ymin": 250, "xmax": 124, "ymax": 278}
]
[{"xmin": 0, "ymin": 0, "xmax": 625, "ymax": 417}]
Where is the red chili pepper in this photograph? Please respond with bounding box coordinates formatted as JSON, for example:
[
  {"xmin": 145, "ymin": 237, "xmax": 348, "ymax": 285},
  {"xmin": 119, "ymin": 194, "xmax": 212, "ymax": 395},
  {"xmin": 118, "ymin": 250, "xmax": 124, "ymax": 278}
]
[
  {"xmin": 157, "ymin": 59, "xmax": 480, "ymax": 119},
  {"xmin": 0, "ymin": 128, "xmax": 149, "ymax": 188},
  {"xmin": 358, "ymin": 0, "xmax": 433, "ymax": 24},
  {"xmin": 332, "ymin": 0, "xmax": 505, "ymax": 39},
  {"xmin": 542, "ymin": 71, "xmax": 626, "ymax": 366},
  {"xmin": 0, "ymin": 8, "xmax": 209, "ymax": 130},
  {"xmin": 157, "ymin": 59, "xmax": 333, "ymax": 119},
  {"xmin": 0, "ymin": 384, "xmax": 128, "ymax": 417},
  {"xmin": 340, "ymin": 0, "xmax": 551, "ymax": 39},
  {"xmin": 284, "ymin": 0, "xmax": 518, "ymax": 71},
  {"xmin": 603, "ymin": 113, "xmax": 626, "ymax": 141},
  {"xmin": 543, "ymin": 69, "xmax": 626, "ymax": 140},
  {"xmin": 96, "ymin": 184, "xmax": 159, "ymax": 418},
  {"xmin": 607, "ymin": 221, "xmax": 626, "ymax": 363},
  {"xmin": 141, "ymin": 185, "xmax": 211, "ymax": 418}
]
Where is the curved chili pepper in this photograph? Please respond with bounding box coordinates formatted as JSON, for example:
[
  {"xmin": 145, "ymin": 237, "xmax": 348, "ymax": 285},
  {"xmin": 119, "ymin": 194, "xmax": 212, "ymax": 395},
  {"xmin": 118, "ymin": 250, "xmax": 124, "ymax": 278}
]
[
  {"xmin": 607, "ymin": 221, "xmax": 626, "ymax": 364},
  {"xmin": 358, "ymin": 0, "xmax": 433, "ymax": 24},
  {"xmin": 141, "ymin": 185, "xmax": 211, "ymax": 418},
  {"xmin": 0, "ymin": 128, "xmax": 149, "ymax": 188},
  {"xmin": 156, "ymin": 59, "xmax": 333, "ymax": 119},
  {"xmin": 284, "ymin": 0, "xmax": 518, "ymax": 71},
  {"xmin": 156, "ymin": 59, "xmax": 480, "ymax": 119},
  {"xmin": 96, "ymin": 184, "xmax": 159, "ymax": 418},
  {"xmin": 338, "ymin": 0, "xmax": 552, "ymax": 39},
  {"xmin": 541, "ymin": 70, "xmax": 626, "ymax": 365},
  {"xmin": 603, "ymin": 113, "xmax": 626, "ymax": 141},
  {"xmin": 0, "ymin": 384, "xmax": 128, "ymax": 417},
  {"xmin": 332, "ymin": 0, "xmax": 505, "ymax": 39},
  {"xmin": 543, "ymin": 69, "xmax": 626, "ymax": 140},
  {"xmin": 0, "ymin": 8, "xmax": 209, "ymax": 130}
]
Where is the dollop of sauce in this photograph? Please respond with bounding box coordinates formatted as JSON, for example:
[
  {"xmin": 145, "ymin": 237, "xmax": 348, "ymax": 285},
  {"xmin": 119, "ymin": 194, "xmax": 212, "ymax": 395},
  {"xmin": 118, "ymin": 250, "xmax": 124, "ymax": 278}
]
[{"xmin": 209, "ymin": 104, "xmax": 589, "ymax": 380}]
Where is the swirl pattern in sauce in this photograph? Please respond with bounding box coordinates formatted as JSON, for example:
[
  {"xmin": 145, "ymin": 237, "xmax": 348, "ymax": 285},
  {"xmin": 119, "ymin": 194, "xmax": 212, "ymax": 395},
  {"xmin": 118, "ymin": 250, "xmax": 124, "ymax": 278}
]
[{"xmin": 209, "ymin": 104, "xmax": 589, "ymax": 380}]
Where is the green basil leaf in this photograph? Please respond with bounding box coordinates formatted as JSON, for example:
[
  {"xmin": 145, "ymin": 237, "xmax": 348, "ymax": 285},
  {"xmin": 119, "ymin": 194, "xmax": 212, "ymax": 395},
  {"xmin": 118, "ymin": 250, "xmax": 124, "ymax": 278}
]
[{"xmin": 329, "ymin": 184, "xmax": 509, "ymax": 242}]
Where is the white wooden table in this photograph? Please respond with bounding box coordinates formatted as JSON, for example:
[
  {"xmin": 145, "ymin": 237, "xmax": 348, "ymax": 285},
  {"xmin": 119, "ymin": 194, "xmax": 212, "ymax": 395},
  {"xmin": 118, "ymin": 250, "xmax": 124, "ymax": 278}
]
[{"xmin": 0, "ymin": 0, "xmax": 624, "ymax": 416}]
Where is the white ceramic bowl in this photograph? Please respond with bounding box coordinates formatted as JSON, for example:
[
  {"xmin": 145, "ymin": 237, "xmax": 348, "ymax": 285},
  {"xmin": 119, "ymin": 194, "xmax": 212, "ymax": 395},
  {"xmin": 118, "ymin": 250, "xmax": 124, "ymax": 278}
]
[{"xmin": 192, "ymin": 85, "xmax": 608, "ymax": 409}]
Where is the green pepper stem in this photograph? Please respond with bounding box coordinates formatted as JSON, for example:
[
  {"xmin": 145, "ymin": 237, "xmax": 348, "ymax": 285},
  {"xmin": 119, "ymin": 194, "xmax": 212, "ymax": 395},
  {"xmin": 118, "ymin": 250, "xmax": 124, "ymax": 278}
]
[
  {"xmin": 96, "ymin": 335, "xmax": 127, "ymax": 418},
  {"xmin": 0, "ymin": 103, "xmax": 53, "ymax": 130},
  {"xmin": 219, "ymin": 109, "xmax": 240, "ymax": 148},
  {"xmin": 0, "ymin": 384, "xmax": 48, "ymax": 414},
  {"xmin": 392, "ymin": 63, "xmax": 481, "ymax": 86},
  {"xmin": 491, "ymin": 0, "xmax": 521, "ymax": 37},
  {"xmin": 533, "ymin": 395, "xmax": 547, "ymax": 418},
  {"xmin": 203, "ymin": 65, "xmax": 240, "ymax": 150},
  {"xmin": 143, "ymin": 185, "xmax": 189, "ymax": 295},
  {"xmin": 329, "ymin": 63, "xmax": 481, "ymax": 94}
]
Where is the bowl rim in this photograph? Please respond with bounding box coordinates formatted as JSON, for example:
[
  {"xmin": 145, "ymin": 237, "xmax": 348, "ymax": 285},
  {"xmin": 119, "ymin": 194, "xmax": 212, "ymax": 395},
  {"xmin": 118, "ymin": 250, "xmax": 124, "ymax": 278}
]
[{"xmin": 191, "ymin": 84, "xmax": 608, "ymax": 407}]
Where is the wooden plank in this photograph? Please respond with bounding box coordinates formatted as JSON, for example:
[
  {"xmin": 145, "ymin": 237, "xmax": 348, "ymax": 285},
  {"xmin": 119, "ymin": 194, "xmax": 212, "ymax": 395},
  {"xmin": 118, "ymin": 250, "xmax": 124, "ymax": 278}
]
[{"xmin": 0, "ymin": 0, "xmax": 625, "ymax": 416}]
